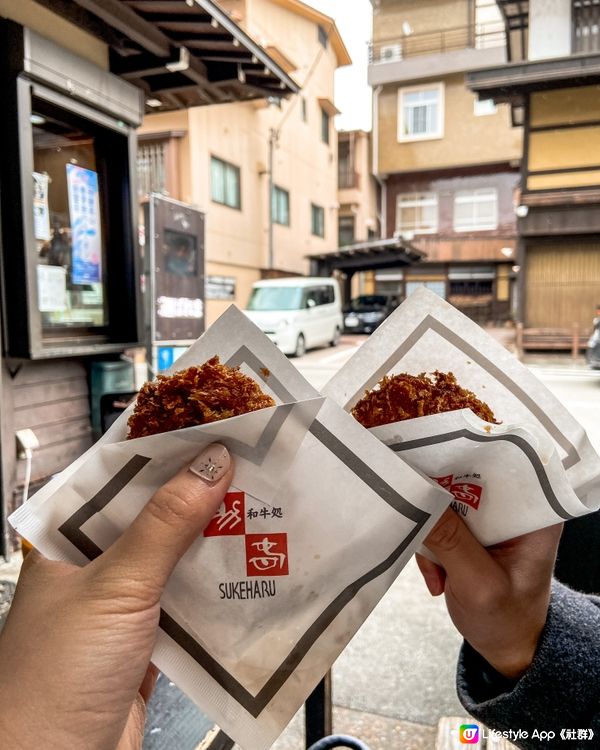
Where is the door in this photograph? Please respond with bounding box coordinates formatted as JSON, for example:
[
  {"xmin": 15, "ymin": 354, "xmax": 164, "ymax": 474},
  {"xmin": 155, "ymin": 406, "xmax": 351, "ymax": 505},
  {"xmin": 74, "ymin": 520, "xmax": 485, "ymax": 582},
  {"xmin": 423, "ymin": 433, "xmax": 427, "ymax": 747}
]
[{"xmin": 525, "ymin": 243, "xmax": 600, "ymax": 331}]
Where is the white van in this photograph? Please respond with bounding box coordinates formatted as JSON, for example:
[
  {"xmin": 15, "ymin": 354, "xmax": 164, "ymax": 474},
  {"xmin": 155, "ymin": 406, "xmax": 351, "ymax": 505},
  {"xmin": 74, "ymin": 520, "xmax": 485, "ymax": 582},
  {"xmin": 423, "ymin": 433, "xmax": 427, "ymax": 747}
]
[{"xmin": 244, "ymin": 277, "xmax": 343, "ymax": 357}]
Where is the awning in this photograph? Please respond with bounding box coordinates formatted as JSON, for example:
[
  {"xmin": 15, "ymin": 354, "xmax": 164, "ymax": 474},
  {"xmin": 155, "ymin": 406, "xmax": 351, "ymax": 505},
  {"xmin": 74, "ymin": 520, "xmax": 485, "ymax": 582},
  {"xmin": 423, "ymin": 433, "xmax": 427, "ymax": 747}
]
[
  {"xmin": 308, "ymin": 238, "xmax": 424, "ymax": 276},
  {"xmin": 39, "ymin": 0, "xmax": 299, "ymax": 111}
]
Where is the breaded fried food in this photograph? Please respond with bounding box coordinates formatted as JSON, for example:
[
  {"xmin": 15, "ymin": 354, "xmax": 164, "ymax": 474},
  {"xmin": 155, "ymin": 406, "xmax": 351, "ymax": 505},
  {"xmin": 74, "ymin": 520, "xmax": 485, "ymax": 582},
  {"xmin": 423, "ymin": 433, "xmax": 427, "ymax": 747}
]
[
  {"xmin": 351, "ymin": 370, "xmax": 496, "ymax": 428},
  {"xmin": 127, "ymin": 355, "xmax": 275, "ymax": 439}
]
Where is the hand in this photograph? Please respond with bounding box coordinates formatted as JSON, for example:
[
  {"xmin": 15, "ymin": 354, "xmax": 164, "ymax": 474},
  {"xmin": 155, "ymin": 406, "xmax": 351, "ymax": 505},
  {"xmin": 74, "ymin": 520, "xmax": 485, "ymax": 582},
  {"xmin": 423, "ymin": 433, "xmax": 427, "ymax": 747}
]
[
  {"xmin": 416, "ymin": 508, "xmax": 563, "ymax": 680},
  {"xmin": 0, "ymin": 443, "xmax": 233, "ymax": 750}
]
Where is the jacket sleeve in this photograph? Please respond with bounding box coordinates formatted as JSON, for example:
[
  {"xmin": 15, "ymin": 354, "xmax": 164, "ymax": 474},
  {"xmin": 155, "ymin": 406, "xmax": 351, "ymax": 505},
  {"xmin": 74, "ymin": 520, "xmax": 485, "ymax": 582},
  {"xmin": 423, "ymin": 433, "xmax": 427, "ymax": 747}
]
[{"xmin": 456, "ymin": 580, "xmax": 600, "ymax": 748}]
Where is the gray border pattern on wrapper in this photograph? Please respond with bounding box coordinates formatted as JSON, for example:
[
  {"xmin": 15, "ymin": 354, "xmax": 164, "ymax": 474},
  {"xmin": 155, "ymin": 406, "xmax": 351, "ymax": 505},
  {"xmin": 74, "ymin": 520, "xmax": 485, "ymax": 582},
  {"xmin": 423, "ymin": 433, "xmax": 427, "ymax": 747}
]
[
  {"xmin": 57, "ymin": 349, "xmax": 431, "ymax": 717},
  {"xmin": 344, "ymin": 315, "xmax": 580, "ymax": 470},
  {"xmin": 388, "ymin": 429, "xmax": 578, "ymax": 521}
]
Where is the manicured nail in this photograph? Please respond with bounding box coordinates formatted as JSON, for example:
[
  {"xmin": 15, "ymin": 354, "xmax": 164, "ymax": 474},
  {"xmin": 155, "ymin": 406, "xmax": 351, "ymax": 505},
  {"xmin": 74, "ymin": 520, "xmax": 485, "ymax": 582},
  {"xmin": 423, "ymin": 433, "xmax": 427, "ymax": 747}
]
[{"xmin": 189, "ymin": 443, "xmax": 230, "ymax": 484}]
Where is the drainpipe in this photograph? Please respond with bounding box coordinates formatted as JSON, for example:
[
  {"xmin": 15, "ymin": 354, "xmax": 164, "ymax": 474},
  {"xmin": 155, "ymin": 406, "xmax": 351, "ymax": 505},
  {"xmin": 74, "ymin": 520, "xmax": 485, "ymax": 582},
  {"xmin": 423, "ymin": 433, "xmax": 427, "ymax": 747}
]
[
  {"xmin": 372, "ymin": 85, "xmax": 387, "ymax": 238},
  {"xmin": 267, "ymin": 128, "xmax": 278, "ymax": 272}
]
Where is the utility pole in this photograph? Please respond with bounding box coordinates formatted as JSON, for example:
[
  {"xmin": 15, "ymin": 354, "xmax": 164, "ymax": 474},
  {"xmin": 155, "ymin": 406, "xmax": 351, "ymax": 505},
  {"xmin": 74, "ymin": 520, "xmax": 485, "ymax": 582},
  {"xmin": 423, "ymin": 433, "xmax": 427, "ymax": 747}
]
[{"xmin": 268, "ymin": 127, "xmax": 279, "ymax": 272}]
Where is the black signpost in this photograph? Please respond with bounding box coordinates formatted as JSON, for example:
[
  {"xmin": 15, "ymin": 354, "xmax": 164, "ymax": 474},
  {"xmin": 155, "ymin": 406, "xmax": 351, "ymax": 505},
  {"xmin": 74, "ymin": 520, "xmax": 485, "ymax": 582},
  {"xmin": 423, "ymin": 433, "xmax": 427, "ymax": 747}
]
[{"xmin": 145, "ymin": 194, "xmax": 206, "ymax": 373}]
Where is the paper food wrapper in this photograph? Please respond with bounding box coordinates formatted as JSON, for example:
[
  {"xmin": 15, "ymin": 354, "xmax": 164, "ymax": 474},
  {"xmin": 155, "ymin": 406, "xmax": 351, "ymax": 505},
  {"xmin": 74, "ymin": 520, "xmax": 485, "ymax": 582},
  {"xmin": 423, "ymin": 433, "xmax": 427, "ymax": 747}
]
[
  {"xmin": 10, "ymin": 306, "xmax": 450, "ymax": 750},
  {"xmin": 324, "ymin": 287, "xmax": 600, "ymax": 548}
]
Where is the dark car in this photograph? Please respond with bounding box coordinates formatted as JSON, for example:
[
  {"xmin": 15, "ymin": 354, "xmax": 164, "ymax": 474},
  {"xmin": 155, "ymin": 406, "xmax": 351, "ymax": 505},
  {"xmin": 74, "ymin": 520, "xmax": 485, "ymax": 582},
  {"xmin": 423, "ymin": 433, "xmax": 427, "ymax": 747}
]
[
  {"xmin": 343, "ymin": 294, "xmax": 401, "ymax": 334},
  {"xmin": 587, "ymin": 312, "xmax": 600, "ymax": 369}
]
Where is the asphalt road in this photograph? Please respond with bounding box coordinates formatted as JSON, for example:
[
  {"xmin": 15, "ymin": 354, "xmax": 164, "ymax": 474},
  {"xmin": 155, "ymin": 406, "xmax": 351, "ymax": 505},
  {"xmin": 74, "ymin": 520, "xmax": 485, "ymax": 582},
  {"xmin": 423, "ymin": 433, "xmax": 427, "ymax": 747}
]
[{"xmin": 142, "ymin": 341, "xmax": 600, "ymax": 749}]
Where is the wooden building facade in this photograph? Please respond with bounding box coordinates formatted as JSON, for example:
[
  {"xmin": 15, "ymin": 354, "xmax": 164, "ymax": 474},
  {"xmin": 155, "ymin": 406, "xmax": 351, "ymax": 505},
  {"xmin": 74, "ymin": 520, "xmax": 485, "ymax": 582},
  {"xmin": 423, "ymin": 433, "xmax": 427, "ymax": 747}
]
[{"xmin": 468, "ymin": 0, "xmax": 600, "ymax": 339}]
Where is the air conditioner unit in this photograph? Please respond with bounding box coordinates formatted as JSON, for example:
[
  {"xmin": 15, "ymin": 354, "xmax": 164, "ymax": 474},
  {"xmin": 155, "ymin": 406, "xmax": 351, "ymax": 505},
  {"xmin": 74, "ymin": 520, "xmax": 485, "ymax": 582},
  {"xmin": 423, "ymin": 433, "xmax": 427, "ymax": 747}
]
[{"xmin": 380, "ymin": 43, "xmax": 402, "ymax": 62}]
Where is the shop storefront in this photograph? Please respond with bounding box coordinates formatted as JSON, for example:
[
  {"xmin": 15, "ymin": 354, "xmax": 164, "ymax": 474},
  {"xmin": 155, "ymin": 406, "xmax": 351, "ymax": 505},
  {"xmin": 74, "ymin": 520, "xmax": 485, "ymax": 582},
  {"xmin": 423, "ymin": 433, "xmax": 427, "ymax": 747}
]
[{"xmin": 0, "ymin": 0, "xmax": 296, "ymax": 558}]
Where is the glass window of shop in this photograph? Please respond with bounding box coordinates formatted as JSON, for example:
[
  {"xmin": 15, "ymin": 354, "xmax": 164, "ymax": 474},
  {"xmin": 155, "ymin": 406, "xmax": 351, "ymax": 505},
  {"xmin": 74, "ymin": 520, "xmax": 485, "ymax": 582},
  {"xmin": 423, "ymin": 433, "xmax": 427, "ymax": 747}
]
[{"xmin": 31, "ymin": 100, "xmax": 108, "ymax": 334}]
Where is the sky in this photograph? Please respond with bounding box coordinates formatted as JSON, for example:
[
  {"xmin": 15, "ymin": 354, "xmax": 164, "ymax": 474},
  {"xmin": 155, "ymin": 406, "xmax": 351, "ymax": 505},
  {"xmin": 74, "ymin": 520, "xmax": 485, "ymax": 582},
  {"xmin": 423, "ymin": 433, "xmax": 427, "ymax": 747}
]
[{"xmin": 304, "ymin": 0, "xmax": 373, "ymax": 132}]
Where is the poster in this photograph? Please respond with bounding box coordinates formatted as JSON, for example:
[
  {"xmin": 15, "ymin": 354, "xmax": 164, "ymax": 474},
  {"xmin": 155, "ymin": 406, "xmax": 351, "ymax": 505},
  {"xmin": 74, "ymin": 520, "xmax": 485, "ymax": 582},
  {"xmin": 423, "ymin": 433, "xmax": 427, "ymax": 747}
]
[
  {"xmin": 37, "ymin": 264, "xmax": 67, "ymax": 312},
  {"xmin": 66, "ymin": 164, "xmax": 102, "ymax": 284},
  {"xmin": 33, "ymin": 172, "xmax": 50, "ymax": 241}
]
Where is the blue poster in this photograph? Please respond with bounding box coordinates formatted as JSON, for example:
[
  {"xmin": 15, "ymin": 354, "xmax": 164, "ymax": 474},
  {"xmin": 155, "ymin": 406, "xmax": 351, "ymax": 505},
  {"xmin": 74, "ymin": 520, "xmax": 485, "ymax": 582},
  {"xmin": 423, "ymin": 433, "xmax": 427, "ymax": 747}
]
[{"xmin": 66, "ymin": 164, "xmax": 102, "ymax": 284}]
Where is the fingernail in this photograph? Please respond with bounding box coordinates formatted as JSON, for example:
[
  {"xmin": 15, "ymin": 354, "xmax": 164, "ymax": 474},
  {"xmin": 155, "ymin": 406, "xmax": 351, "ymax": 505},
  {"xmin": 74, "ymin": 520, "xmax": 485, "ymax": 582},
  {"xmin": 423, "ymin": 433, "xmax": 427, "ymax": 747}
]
[{"xmin": 190, "ymin": 443, "xmax": 230, "ymax": 484}]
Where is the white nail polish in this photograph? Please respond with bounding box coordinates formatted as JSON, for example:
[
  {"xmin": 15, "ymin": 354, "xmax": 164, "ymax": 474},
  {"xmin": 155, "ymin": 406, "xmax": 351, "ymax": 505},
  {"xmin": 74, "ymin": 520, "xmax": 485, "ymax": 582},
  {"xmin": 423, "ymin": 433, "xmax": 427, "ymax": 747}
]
[{"xmin": 189, "ymin": 443, "xmax": 230, "ymax": 484}]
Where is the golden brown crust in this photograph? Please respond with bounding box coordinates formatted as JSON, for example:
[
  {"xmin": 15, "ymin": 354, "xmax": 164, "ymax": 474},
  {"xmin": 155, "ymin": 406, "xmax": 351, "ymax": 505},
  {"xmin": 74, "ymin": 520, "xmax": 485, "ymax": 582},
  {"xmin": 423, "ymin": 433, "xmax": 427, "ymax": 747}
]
[
  {"xmin": 351, "ymin": 370, "xmax": 497, "ymax": 429},
  {"xmin": 127, "ymin": 355, "xmax": 275, "ymax": 439}
]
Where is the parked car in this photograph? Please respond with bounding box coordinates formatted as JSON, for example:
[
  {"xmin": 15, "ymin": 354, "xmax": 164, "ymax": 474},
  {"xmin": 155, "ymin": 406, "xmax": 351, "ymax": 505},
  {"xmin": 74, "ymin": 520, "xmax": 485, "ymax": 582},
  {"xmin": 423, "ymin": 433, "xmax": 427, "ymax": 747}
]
[
  {"xmin": 586, "ymin": 311, "xmax": 600, "ymax": 368},
  {"xmin": 343, "ymin": 294, "xmax": 401, "ymax": 334},
  {"xmin": 244, "ymin": 277, "xmax": 343, "ymax": 357}
]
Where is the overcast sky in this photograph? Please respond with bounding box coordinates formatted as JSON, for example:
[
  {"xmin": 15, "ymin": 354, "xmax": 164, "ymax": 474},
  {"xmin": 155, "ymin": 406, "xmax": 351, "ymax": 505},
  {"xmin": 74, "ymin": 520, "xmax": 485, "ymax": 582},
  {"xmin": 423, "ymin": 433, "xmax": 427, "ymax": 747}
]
[{"xmin": 305, "ymin": 0, "xmax": 373, "ymax": 132}]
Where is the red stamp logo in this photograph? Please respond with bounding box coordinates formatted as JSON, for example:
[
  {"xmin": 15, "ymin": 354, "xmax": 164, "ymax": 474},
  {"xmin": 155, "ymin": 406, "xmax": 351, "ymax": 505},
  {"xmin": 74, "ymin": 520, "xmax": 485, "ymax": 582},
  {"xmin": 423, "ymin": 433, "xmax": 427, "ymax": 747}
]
[
  {"xmin": 449, "ymin": 483, "xmax": 482, "ymax": 511},
  {"xmin": 245, "ymin": 533, "xmax": 289, "ymax": 576},
  {"xmin": 431, "ymin": 474, "xmax": 483, "ymax": 511},
  {"xmin": 203, "ymin": 492, "xmax": 246, "ymax": 537},
  {"xmin": 433, "ymin": 474, "xmax": 454, "ymax": 490}
]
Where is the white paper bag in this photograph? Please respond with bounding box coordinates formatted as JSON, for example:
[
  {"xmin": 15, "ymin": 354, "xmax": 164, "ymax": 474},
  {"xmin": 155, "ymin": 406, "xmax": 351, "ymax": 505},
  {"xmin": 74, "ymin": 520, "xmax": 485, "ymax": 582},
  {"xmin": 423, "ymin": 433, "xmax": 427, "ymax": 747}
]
[
  {"xmin": 324, "ymin": 287, "xmax": 600, "ymax": 546},
  {"xmin": 10, "ymin": 305, "xmax": 450, "ymax": 750}
]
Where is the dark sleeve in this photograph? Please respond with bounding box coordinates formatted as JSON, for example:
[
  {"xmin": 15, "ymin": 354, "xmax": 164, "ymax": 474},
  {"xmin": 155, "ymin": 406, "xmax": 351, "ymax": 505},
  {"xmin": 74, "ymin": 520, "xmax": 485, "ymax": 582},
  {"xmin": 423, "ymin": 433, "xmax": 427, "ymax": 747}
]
[{"xmin": 456, "ymin": 581, "xmax": 600, "ymax": 749}]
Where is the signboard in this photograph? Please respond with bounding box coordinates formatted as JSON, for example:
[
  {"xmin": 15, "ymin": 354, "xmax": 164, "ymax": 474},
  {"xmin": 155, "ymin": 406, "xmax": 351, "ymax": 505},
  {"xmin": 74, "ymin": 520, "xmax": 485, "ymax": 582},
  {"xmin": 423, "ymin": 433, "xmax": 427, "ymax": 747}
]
[
  {"xmin": 66, "ymin": 164, "xmax": 102, "ymax": 284},
  {"xmin": 33, "ymin": 171, "xmax": 50, "ymax": 241},
  {"xmin": 206, "ymin": 275, "xmax": 236, "ymax": 300},
  {"xmin": 145, "ymin": 195, "xmax": 205, "ymax": 347},
  {"xmin": 37, "ymin": 265, "xmax": 67, "ymax": 312}
]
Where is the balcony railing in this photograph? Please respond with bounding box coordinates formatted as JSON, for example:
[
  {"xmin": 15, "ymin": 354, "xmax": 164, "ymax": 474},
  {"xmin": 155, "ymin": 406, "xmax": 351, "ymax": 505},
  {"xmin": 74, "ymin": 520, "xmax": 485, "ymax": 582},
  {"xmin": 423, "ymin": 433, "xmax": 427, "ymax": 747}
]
[
  {"xmin": 369, "ymin": 22, "xmax": 505, "ymax": 63},
  {"xmin": 338, "ymin": 170, "xmax": 360, "ymax": 190}
]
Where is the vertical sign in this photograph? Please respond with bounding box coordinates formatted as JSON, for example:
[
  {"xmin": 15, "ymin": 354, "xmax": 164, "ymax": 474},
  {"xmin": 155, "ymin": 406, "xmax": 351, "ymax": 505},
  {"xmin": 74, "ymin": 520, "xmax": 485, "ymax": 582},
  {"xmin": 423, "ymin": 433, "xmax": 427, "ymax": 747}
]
[{"xmin": 66, "ymin": 164, "xmax": 102, "ymax": 284}]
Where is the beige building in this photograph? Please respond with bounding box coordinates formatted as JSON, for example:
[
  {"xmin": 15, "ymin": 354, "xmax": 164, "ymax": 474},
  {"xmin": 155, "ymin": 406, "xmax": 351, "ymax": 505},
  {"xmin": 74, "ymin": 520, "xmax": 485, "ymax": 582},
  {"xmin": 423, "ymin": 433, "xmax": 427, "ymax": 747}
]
[
  {"xmin": 139, "ymin": 0, "xmax": 351, "ymax": 324},
  {"xmin": 369, "ymin": 0, "xmax": 523, "ymax": 323},
  {"xmin": 338, "ymin": 130, "xmax": 380, "ymax": 246}
]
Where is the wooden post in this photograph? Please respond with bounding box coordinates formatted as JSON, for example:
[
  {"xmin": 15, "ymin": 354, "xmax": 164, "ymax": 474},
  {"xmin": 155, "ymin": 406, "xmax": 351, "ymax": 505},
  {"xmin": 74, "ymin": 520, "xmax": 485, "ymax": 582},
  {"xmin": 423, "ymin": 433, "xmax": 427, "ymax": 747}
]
[
  {"xmin": 305, "ymin": 672, "xmax": 333, "ymax": 748},
  {"xmin": 572, "ymin": 322, "xmax": 580, "ymax": 359},
  {"xmin": 516, "ymin": 321, "xmax": 524, "ymax": 360}
]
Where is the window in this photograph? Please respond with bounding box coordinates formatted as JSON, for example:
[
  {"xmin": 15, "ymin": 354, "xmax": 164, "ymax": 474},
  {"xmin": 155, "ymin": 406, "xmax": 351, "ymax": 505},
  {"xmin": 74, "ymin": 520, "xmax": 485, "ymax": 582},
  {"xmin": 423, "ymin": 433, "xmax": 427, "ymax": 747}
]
[
  {"xmin": 474, "ymin": 98, "xmax": 497, "ymax": 116},
  {"xmin": 311, "ymin": 203, "xmax": 325, "ymax": 237},
  {"xmin": 272, "ymin": 185, "xmax": 290, "ymax": 226},
  {"xmin": 304, "ymin": 285, "xmax": 334, "ymax": 306},
  {"xmin": 301, "ymin": 97, "xmax": 307, "ymax": 123},
  {"xmin": 398, "ymin": 84, "xmax": 444, "ymax": 141},
  {"xmin": 318, "ymin": 25, "xmax": 328, "ymax": 48},
  {"xmin": 338, "ymin": 215, "xmax": 355, "ymax": 246},
  {"xmin": 453, "ymin": 188, "xmax": 498, "ymax": 231},
  {"xmin": 210, "ymin": 156, "xmax": 241, "ymax": 209},
  {"xmin": 321, "ymin": 108, "xmax": 330, "ymax": 145},
  {"xmin": 396, "ymin": 192, "xmax": 438, "ymax": 234},
  {"xmin": 137, "ymin": 140, "xmax": 168, "ymax": 196}
]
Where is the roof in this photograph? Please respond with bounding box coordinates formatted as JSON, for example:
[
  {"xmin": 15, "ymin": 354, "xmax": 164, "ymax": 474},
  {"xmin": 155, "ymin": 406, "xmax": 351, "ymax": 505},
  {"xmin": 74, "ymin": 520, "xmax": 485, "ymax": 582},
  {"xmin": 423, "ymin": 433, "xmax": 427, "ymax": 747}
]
[
  {"xmin": 308, "ymin": 238, "xmax": 424, "ymax": 274},
  {"xmin": 38, "ymin": 0, "xmax": 299, "ymax": 112},
  {"xmin": 268, "ymin": 0, "xmax": 352, "ymax": 67}
]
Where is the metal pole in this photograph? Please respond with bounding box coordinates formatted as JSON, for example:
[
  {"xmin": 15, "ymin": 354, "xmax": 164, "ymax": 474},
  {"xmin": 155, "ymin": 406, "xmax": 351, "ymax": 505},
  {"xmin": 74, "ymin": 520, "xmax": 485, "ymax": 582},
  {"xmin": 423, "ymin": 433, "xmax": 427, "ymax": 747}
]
[{"xmin": 268, "ymin": 128, "xmax": 278, "ymax": 272}]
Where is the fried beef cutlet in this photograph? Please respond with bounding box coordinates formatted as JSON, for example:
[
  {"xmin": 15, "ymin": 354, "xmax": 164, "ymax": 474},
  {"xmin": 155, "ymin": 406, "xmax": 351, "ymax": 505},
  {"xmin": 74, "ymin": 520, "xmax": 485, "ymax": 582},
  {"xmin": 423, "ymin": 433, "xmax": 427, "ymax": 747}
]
[
  {"xmin": 127, "ymin": 355, "xmax": 275, "ymax": 439},
  {"xmin": 351, "ymin": 370, "xmax": 497, "ymax": 429}
]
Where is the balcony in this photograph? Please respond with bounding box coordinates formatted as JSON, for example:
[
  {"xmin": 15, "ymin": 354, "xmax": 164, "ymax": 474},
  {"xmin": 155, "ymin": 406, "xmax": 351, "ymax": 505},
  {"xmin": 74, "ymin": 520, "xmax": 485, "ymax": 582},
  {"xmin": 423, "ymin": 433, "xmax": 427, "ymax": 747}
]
[
  {"xmin": 338, "ymin": 170, "xmax": 360, "ymax": 190},
  {"xmin": 368, "ymin": 22, "xmax": 507, "ymax": 86}
]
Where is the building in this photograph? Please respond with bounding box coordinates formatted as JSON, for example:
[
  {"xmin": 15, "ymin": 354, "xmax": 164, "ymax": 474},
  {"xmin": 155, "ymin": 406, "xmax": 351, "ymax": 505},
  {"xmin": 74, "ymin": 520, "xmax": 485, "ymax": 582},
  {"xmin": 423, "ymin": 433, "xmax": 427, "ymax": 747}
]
[
  {"xmin": 337, "ymin": 129, "xmax": 381, "ymax": 295},
  {"xmin": 369, "ymin": 0, "xmax": 523, "ymax": 322},
  {"xmin": 139, "ymin": 0, "xmax": 351, "ymax": 325},
  {"xmin": 0, "ymin": 0, "xmax": 295, "ymax": 559},
  {"xmin": 468, "ymin": 0, "xmax": 600, "ymax": 338}
]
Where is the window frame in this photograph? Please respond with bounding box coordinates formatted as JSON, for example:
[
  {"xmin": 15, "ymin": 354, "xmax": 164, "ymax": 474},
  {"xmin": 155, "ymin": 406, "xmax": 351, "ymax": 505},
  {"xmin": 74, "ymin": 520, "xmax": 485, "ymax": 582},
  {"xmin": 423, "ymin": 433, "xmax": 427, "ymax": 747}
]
[
  {"xmin": 395, "ymin": 192, "xmax": 439, "ymax": 235},
  {"xmin": 311, "ymin": 203, "xmax": 325, "ymax": 238},
  {"xmin": 3, "ymin": 77, "xmax": 143, "ymax": 359},
  {"xmin": 338, "ymin": 215, "xmax": 355, "ymax": 246},
  {"xmin": 397, "ymin": 82, "xmax": 445, "ymax": 143},
  {"xmin": 272, "ymin": 184, "xmax": 290, "ymax": 226},
  {"xmin": 453, "ymin": 188, "xmax": 499, "ymax": 232},
  {"xmin": 210, "ymin": 155, "xmax": 241, "ymax": 210}
]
